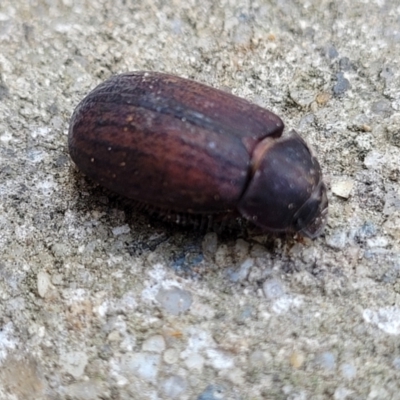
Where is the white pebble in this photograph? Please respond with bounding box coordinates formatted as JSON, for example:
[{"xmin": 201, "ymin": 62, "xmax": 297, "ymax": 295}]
[
  {"xmin": 37, "ymin": 271, "xmax": 51, "ymax": 298},
  {"xmin": 163, "ymin": 348, "xmax": 179, "ymax": 364},
  {"xmin": 340, "ymin": 363, "xmax": 357, "ymax": 379},
  {"xmin": 112, "ymin": 224, "xmax": 130, "ymax": 236},
  {"xmin": 142, "ymin": 335, "xmax": 166, "ymax": 353},
  {"xmin": 121, "ymin": 352, "xmax": 160, "ymax": 383},
  {"xmin": 263, "ymin": 279, "xmax": 285, "ymax": 300},
  {"xmin": 60, "ymin": 351, "xmax": 88, "ymax": 379},
  {"xmin": 332, "ymin": 179, "xmax": 354, "ymax": 199},
  {"xmin": 156, "ymin": 287, "xmax": 193, "ymax": 315},
  {"xmin": 161, "ymin": 375, "xmax": 188, "ymax": 398},
  {"xmin": 183, "ymin": 353, "xmax": 204, "ymax": 372}
]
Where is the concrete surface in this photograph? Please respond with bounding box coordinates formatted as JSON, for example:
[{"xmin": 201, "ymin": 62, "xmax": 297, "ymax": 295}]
[{"xmin": 0, "ymin": 0, "xmax": 399, "ymax": 399}]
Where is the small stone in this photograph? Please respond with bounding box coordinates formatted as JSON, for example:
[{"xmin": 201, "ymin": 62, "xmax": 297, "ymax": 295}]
[
  {"xmin": 263, "ymin": 279, "xmax": 285, "ymax": 300},
  {"xmin": 112, "ymin": 224, "xmax": 130, "ymax": 236},
  {"xmin": 366, "ymin": 236, "xmax": 389, "ymax": 248},
  {"xmin": 315, "ymin": 352, "xmax": 336, "ymax": 371},
  {"xmin": 163, "ymin": 348, "xmax": 179, "ymax": 364},
  {"xmin": 142, "ymin": 335, "xmax": 166, "ymax": 353},
  {"xmin": 333, "ymin": 72, "xmax": 350, "ymax": 95},
  {"xmin": 331, "ymin": 179, "xmax": 354, "ymax": 199},
  {"xmin": 386, "ymin": 114, "xmax": 400, "ymax": 147},
  {"xmin": 383, "ymin": 186, "xmax": 400, "ymax": 215},
  {"xmin": 340, "ymin": 363, "xmax": 357, "ymax": 379},
  {"xmin": 339, "ymin": 57, "xmax": 352, "ymax": 71},
  {"xmin": 289, "ymin": 87, "xmax": 316, "ymax": 108},
  {"xmin": 227, "ymin": 258, "xmax": 254, "ymax": 282},
  {"xmin": 364, "ymin": 150, "xmax": 385, "ymax": 169},
  {"xmin": 355, "ymin": 221, "xmax": 377, "ymax": 240},
  {"xmin": 248, "ymin": 350, "xmax": 271, "ymax": 369},
  {"xmin": 156, "ymin": 287, "xmax": 193, "ymax": 315},
  {"xmin": 323, "ymin": 44, "xmax": 338, "ymax": 59},
  {"xmin": 224, "ymin": 367, "xmax": 245, "ymax": 385},
  {"xmin": 290, "ymin": 351, "xmax": 305, "ymax": 369},
  {"xmin": 326, "ymin": 229, "xmax": 348, "ymax": 250},
  {"xmin": 214, "ymin": 244, "xmax": 231, "ymax": 267},
  {"xmin": 60, "ymin": 351, "xmax": 88, "ymax": 379},
  {"xmin": 161, "ymin": 375, "xmax": 188, "ymax": 398},
  {"xmin": 64, "ymin": 380, "xmax": 108, "ymax": 400},
  {"xmin": 197, "ymin": 384, "xmax": 227, "ymax": 400},
  {"xmin": 363, "ymin": 307, "xmax": 400, "ymax": 335},
  {"xmin": 316, "ymin": 92, "xmax": 330, "ymax": 105},
  {"xmin": 334, "ymin": 387, "xmax": 353, "ymax": 400},
  {"xmin": 206, "ymin": 349, "xmax": 234, "ymax": 370},
  {"xmin": 202, "ymin": 232, "xmax": 218, "ymax": 261},
  {"xmin": 368, "ymin": 386, "xmax": 390, "ymax": 399},
  {"xmin": 234, "ymin": 239, "xmax": 250, "ymax": 260},
  {"xmin": 392, "ymin": 357, "xmax": 400, "ymax": 369},
  {"xmin": 371, "ymin": 99, "xmax": 393, "ymax": 116},
  {"xmin": 121, "ymin": 352, "xmax": 161, "ymax": 383},
  {"xmin": 107, "ymin": 330, "xmax": 121, "ymax": 342},
  {"xmin": 184, "ymin": 353, "xmax": 204, "ymax": 371},
  {"xmin": 37, "ymin": 271, "xmax": 51, "ymax": 298}
]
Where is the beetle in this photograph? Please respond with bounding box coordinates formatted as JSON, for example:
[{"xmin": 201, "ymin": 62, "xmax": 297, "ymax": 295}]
[{"xmin": 68, "ymin": 71, "xmax": 328, "ymax": 238}]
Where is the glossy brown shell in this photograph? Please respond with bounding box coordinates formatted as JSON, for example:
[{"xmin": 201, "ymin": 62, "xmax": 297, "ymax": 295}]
[
  {"xmin": 69, "ymin": 71, "xmax": 328, "ymax": 237},
  {"xmin": 69, "ymin": 72, "xmax": 284, "ymax": 214}
]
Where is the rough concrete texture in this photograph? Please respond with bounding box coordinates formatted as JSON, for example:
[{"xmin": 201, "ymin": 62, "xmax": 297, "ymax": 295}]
[{"xmin": 0, "ymin": 0, "xmax": 399, "ymax": 399}]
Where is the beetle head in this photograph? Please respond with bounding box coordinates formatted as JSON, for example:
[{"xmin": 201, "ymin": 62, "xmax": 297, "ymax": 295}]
[{"xmin": 238, "ymin": 130, "xmax": 328, "ymax": 238}]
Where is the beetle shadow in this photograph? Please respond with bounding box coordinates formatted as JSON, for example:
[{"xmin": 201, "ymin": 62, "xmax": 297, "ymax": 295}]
[{"xmin": 68, "ymin": 166, "xmax": 289, "ymax": 278}]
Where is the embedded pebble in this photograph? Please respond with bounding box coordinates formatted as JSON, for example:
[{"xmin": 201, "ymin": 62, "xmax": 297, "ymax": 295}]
[
  {"xmin": 206, "ymin": 349, "xmax": 234, "ymax": 369},
  {"xmin": 183, "ymin": 353, "xmax": 204, "ymax": 371},
  {"xmin": 64, "ymin": 380, "xmax": 108, "ymax": 400},
  {"xmin": 197, "ymin": 384, "xmax": 227, "ymax": 400},
  {"xmin": 339, "ymin": 57, "xmax": 352, "ymax": 71},
  {"xmin": 371, "ymin": 99, "xmax": 393, "ymax": 116},
  {"xmin": 331, "ymin": 179, "xmax": 354, "ymax": 199},
  {"xmin": 333, "ymin": 72, "xmax": 350, "ymax": 95},
  {"xmin": 121, "ymin": 352, "xmax": 161, "ymax": 383},
  {"xmin": 315, "ymin": 352, "xmax": 336, "ymax": 371},
  {"xmin": 333, "ymin": 387, "xmax": 354, "ymax": 400},
  {"xmin": 364, "ymin": 150, "xmax": 386, "ymax": 169},
  {"xmin": 263, "ymin": 278, "xmax": 285, "ymax": 300},
  {"xmin": 234, "ymin": 239, "xmax": 250, "ymax": 260},
  {"xmin": 290, "ymin": 351, "xmax": 305, "ymax": 369},
  {"xmin": 142, "ymin": 335, "xmax": 166, "ymax": 353},
  {"xmin": 363, "ymin": 307, "xmax": 400, "ymax": 334},
  {"xmin": 227, "ymin": 258, "xmax": 254, "ymax": 282},
  {"xmin": 366, "ymin": 236, "xmax": 389, "ymax": 248},
  {"xmin": 202, "ymin": 232, "xmax": 218, "ymax": 261},
  {"xmin": 156, "ymin": 287, "xmax": 193, "ymax": 315},
  {"xmin": 289, "ymin": 87, "xmax": 315, "ymax": 108},
  {"xmin": 214, "ymin": 244, "xmax": 231, "ymax": 267},
  {"xmin": 322, "ymin": 44, "xmax": 338, "ymax": 59},
  {"xmin": 326, "ymin": 229, "xmax": 348, "ymax": 250},
  {"xmin": 383, "ymin": 186, "xmax": 400, "ymax": 215},
  {"xmin": 248, "ymin": 350, "xmax": 270, "ymax": 369},
  {"xmin": 340, "ymin": 363, "xmax": 357, "ymax": 379},
  {"xmin": 163, "ymin": 348, "xmax": 179, "ymax": 364},
  {"xmin": 392, "ymin": 357, "xmax": 400, "ymax": 369},
  {"xmin": 368, "ymin": 387, "xmax": 390, "ymax": 399},
  {"xmin": 112, "ymin": 224, "xmax": 130, "ymax": 236},
  {"xmin": 37, "ymin": 271, "xmax": 51, "ymax": 298},
  {"xmin": 161, "ymin": 375, "xmax": 188, "ymax": 398},
  {"xmin": 355, "ymin": 221, "xmax": 377, "ymax": 240},
  {"xmin": 60, "ymin": 351, "xmax": 88, "ymax": 379}
]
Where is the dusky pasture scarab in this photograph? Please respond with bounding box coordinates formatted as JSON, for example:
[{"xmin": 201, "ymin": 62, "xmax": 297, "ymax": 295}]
[{"xmin": 68, "ymin": 71, "xmax": 328, "ymax": 238}]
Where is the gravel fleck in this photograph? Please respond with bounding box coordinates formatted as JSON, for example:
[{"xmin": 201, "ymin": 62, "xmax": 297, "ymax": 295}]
[
  {"xmin": 156, "ymin": 287, "xmax": 193, "ymax": 315},
  {"xmin": 142, "ymin": 335, "xmax": 166, "ymax": 353},
  {"xmin": 161, "ymin": 375, "xmax": 188, "ymax": 398}
]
